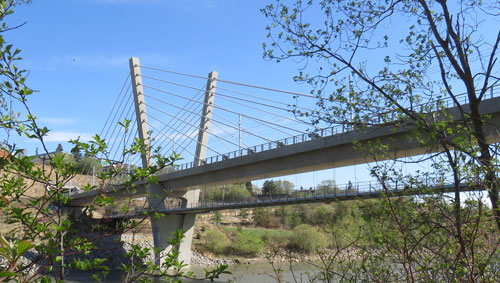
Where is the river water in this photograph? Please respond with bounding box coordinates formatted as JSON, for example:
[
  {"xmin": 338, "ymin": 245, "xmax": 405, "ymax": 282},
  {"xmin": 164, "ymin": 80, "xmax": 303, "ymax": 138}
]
[{"xmin": 65, "ymin": 262, "xmax": 318, "ymax": 282}]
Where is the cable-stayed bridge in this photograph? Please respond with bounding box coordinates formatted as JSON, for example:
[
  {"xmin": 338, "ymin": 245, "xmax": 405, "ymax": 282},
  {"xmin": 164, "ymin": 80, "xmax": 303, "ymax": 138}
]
[{"xmin": 67, "ymin": 57, "xmax": 500, "ymax": 266}]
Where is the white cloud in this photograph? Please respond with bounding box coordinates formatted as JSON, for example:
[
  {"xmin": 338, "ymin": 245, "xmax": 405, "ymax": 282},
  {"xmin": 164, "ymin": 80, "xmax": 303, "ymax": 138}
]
[{"xmin": 43, "ymin": 131, "xmax": 94, "ymax": 142}]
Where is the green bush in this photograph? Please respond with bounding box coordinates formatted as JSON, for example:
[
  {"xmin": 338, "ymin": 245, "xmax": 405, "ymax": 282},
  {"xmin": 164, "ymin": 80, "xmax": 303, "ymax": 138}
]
[
  {"xmin": 313, "ymin": 205, "xmax": 336, "ymax": 225},
  {"xmin": 288, "ymin": 224, "xmax": 327, "ymax": 253},
  {"xmin": 253, "ymin": 207, "xmax": 279, "ymax": 228},
  {"xmin": 231, "ymin": 231, "xmax": 264, "ymax": 256},
  {"xmin": 205, "ymin": 229, "xmax": 227, "ymax": 254},
  {"xmin": 213, "ymin": 211, "xmax": 222, "ymax": 223}
]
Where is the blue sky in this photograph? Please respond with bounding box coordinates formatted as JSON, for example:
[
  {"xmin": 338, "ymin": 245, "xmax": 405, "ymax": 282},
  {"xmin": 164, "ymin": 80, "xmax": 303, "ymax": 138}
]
[{"xmin": 6, "ymin": 0, "xmax": 304, "ymax": 150}]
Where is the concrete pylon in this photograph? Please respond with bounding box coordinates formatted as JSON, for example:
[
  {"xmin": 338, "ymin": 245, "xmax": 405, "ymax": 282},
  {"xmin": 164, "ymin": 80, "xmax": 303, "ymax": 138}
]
[
  {"xmin": 173, "ymin": 70, "xmax": 218, "ymax": 265},
  {"xmin": 130, "ymin": 57, "xmax": 218, "ymax": 267},
  {"xmin": 129, "ymin": 57, "xmax": 168, "ymax": 265}
]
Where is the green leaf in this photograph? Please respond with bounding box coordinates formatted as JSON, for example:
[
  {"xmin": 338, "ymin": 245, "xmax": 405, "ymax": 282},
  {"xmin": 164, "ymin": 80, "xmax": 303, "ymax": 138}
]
[
  {"xmin": 16, "ymin": 240, "xmax": 33, "ymax": 257},
  {"xmin": 0, "ymin": 271, "xmax": 18, "ymax": 278}
]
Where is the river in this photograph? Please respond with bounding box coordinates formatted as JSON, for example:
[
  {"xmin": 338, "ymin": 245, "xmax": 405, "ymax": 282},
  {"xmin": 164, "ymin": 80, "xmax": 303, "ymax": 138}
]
[{"xmin": 65, "ymin": 262, "xmax": 318, "ymax": 282}]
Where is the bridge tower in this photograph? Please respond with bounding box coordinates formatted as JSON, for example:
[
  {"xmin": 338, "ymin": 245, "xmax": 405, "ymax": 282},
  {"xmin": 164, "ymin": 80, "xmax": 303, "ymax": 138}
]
[{"xmin": 129, "ymin": 57, "xmax": 217, "ymax": 267}]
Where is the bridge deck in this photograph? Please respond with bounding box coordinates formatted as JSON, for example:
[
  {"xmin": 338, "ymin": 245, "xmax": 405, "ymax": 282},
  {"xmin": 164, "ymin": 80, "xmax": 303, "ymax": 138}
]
[{"xmin": 69, "ymin": 96, "xmax": 500, "ymax": 206}]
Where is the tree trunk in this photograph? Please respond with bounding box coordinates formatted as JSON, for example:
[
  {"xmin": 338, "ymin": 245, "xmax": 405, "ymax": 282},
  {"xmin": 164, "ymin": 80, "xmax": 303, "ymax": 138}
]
[{"xmin": 469, "ymin": 98, "xmax": 500, "ymax": 231}]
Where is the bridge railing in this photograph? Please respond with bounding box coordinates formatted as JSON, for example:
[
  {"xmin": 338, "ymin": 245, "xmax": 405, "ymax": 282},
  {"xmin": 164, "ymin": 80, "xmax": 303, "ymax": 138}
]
[
  {"xmin": 172, "ymin": 123, "xmax": 349, "ymax": 171},
  {"xmin": 170, "ymin": 91, "xmax": 493, "ymax": 173},
  {"xmin": 156, "ymin": 177, "xmax": 460, "ymax": 213},
  {"xmin": 100, "ymin": 174, "xmax": 479, "ymax": 218}
]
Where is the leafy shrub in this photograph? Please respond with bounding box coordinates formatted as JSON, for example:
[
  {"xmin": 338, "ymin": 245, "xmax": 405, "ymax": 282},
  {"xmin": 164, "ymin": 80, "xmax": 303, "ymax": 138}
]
[
  {"xmin": 205, "ymin": 229, "xmax": 227, "ymax": 254},
  {"xmin": 231, "ymin": 231, "xmax": 264, "ymax": 256},
  {"xmin": 313, "ymin": 205, "xmax": 336, "ymax": 225},
  {"xmin": 253, "ymin": 207, "xmax": 279, "ymax": 228},
  {"xmin": 213, "ymin": 211, "xmax": 222, "ymax": 223},
  {"xmin": 288, "ymin": 224, "xmax": 327, "ymax": 253}
]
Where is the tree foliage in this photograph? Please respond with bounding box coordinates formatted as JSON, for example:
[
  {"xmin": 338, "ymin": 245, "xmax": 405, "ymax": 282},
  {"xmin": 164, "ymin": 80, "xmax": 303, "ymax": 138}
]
[
  {"xmin": 262, "ymin": 0, "xmax": 500, "ymax": 281},
  {"xmin": 288, "ymin": 224, "xmax": 327, "ymax": 253},
  {"xmin": 262, "ymin": 180, "xmax": 294, "ymax": 195},
  {"xmin": 204, "ymin": 183, "xmax": 251, "ymax": 202}
]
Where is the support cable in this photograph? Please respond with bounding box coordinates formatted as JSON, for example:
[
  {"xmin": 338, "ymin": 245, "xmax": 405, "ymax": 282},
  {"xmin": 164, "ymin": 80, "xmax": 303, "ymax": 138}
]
[
  {"xmin": 142, "ymin": 92, "xmax": 277, "ymax": 143},
  {"xmin": 99, "ymin": 74, "xmax": 130, "ymax": 137},
  {"xmin": 145, "ymin": 121, "xmax": 198, "ymax": 161},
  {"xmin": 141, "ymin": 74, "xmax": 328, "ymax": 116},
  {"xmin": 99, "ymin": 97, "xmax": 132, "ymax": 163},
  {"xmin": 240, "ymin": 115, "xmax": 297, "ymax": 137},
  {"xmin": 211, "ymin": 110, "xmax": 247, "ymax": 132},
  {"xmin": 145, "ymin": 102, "xmax": 241, "ymax": 150},
  {"xmin": 101, "ymin": 83, "xmax": 131, "ymax": 142},
  {"xmin": 211, "ymin": 110, "xmax": 295, "ymax": 138},
  {"xmin": 147, "ymin": 112, "xmax": 222, "ymax": 156},
  {"xmin": 142, "ymin": 85, "xmax": 306, "ymax": 135},
  {"xmin": 73, "ymin": 76, "xmax": 130, "ymax": 188},
  {"xmin": 110, "ymin": 103, "xmax": 137, "ymax": 162},
  {"xmin": 214, "ymin": 93, "xmax": 311, "ymax": 127},
  {"xmin": 156, "ymin": 111, "xmax": 200, "ymax": 161},
  {"xmin": 150, "ymin": 95, "xmax": 201, "ymax": 149},
  {"xmin": 135, "ymin": 90, "xmax": 203, "ymax": 166},
  {"xmin": 148, "ymin": 88, "xmax": 204, "ymax": 154},
  {"xmin": 123, "ymin": 118, "xmax": 138, "ymax": 164},
  {"xmin": 211, "ymin": 120, "xmax": 251, "ymax": 148},
  {"xmin": 78, "ymin": 87, "xmax": 132, "ymax": 187},
  {"xmin": 149, "ymin": 87, "xmax": 202, "ymax": 141},
  {"xmin": 77, "ymin": 96, "xmax": 134, "ymax": 186},
  {"xmin": 129, "ymin": 106, "xmax": 201, "ymax": 166},
  {"xmin": 141, "ymin": 62, "xmax": 499, "ymax": 110},
  {"xmin": 194, "ymin": 107, "xmax": 256, "ymax": 147},
  {"xmin": 140, "ymin": 67, "xmax": 318, "ymax": 98},
  {"xmin": 106, "ymin": 95, "xmax": 134, "ymax": 161},
  {"xmin": 215, "ymin": 85, "xmax": 329, "ymax": 115},
  {"xmin": 169, "ymin": 132, "xmax": 197, "ymax": 159}
]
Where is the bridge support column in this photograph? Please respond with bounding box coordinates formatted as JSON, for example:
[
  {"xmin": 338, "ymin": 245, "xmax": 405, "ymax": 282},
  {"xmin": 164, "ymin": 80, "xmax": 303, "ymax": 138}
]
[
  {"xmin": 148, "ymin": 191, "xmax": 198, "ymax": 267},
  {"xmin": 151, "ymin": 213, "xmax": 196, "ymax": 265},
  {"xmin": 148, "ymin": 188, "xmax": 200, "ymax": 266}
]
